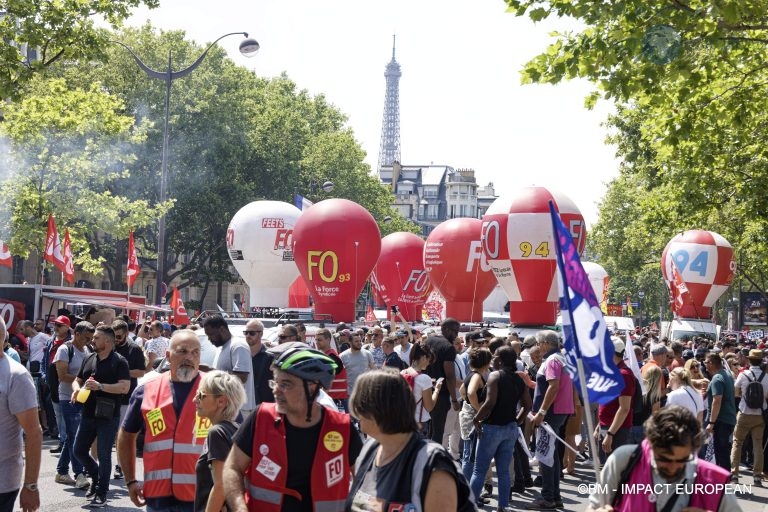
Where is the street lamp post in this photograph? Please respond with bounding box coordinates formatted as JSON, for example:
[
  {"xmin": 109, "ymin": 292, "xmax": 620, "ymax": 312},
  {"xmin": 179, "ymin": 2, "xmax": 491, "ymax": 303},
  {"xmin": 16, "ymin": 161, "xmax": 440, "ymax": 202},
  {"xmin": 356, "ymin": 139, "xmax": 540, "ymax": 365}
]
[
  {"xmin": 113, "ymin": 33, "xmax": 259, "ymax": 305},
  {"xmin": 638, "ymin": 289, "xmax": 645, "ymax": 329}
]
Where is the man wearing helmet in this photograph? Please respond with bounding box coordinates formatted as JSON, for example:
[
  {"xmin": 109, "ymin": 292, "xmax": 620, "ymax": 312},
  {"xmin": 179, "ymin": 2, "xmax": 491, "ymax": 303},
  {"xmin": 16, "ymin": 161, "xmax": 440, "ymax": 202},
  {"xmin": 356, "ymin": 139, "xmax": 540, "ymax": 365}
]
[{"xmin": 223, "ymin": 344, "xmax": 363, "ymax": 512}]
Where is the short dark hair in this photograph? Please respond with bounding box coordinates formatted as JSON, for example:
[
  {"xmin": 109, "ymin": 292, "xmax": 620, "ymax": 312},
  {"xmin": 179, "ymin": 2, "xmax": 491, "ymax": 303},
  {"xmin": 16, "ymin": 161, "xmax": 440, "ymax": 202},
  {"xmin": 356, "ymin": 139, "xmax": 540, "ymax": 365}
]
[
  {"xmin": 488, "ymin": 337, "xmax": 507, "ymax": 354},
  {"xmin": 350, "ymin": 369, "xmax": 418, "ymax": 434},
  {"xmin": 441, "ymin": 318, "xmax": 460, "ymax": 336},
  {"xmin": 95, "ymin": 324, "xmax": 115, "ymax": 343},
  {"xmin": 111, "ymin": 319, "xmax": 128, "ymax": 332},
  {"xmin": 203, "ymin": 314, "xmax": 229, "ymax": 330},
  {"xmin": 74, "ymin": 321, "xmax": 96, "ymax": 335},
  {"xmin": 469, "ymin": 347, "xmax": 492, "ymax": 369},
  {"xmin": 495, "ymin": 345, "xmax": 518, "ymax": 369},
  {"xmin": 706, "ymin": 353, "xmax": 723, "ymax": 368},
  {"xmin": 645, "ymin": 405, "xmax": 704, "ymax": 452}
]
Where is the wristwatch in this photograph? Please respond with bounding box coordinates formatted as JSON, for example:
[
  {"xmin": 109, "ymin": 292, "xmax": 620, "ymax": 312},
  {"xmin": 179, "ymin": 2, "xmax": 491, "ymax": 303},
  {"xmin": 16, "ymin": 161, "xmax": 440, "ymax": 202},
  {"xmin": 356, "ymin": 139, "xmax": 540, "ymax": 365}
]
[
  {"xmin": 23, "ymin": 483, "xmax": 38, "ymax": 492},
  {"xmin": 98, "ymin": 382, "xmax": 104, "ymax": 391},
  {"xmin": 606, "ymin": 431, "xmax": 615, "ymax": 437}
]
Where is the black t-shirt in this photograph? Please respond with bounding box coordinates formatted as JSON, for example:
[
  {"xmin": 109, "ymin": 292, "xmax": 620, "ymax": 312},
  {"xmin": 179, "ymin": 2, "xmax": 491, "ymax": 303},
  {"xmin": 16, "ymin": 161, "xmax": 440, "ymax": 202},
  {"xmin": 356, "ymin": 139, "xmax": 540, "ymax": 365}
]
[
  {"xmin": 425, "ymin": 336, "xmax": 457, "ymax": 398},
  {"xmin": 383, "ymin": 351, "xmax": 407, "ymax": 371},
  {"xmin": 195, "ymin": 420, "xmax": 239, "ymax": 512},
  {"xmin": 346, "ymin": 434, "xmax": 461, "ymax": 511},
  {"xmin": 233, "ymin": 405, "xmax": 363, "ymax": 512},
  {"xmin": 115, "ymin": 340, "xmax": 146, "ymax": 405},
  {"xmin": 77, "ymin": 350, "xmax": 130, "ymax": 418},
  {"xmin": 485, "ymin": 369, "xmax": 524, "ymax": 426},
  {"xmin": 251, "ymin": 347, "xmax": 275, "ymax": 404}
]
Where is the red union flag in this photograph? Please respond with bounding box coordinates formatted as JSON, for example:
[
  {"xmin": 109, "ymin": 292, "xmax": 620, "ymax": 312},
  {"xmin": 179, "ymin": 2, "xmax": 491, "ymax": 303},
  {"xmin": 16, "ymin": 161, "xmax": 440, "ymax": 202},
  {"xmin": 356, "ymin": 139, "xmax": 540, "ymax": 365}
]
[
  {"xmin": 0, "ymin": 240, "xmax": 12, "ymax": 268},
  {"xmin": 669, "ymin": 258, "xmax": 690, "ymax": 317},
  {"xmin": 45, "ymin": 214, "xmax": 66, "ymax": 272},
  {"xmin": 170, "ymin": 286, "xmax": 189, "ymax": 325},
  {"xmin": 62, "ymin": 229, "xmax": 74, "ymax": 284},
  {"xmin": 127, "ymin": 231, "xmax": 140, "ymax": 288}
]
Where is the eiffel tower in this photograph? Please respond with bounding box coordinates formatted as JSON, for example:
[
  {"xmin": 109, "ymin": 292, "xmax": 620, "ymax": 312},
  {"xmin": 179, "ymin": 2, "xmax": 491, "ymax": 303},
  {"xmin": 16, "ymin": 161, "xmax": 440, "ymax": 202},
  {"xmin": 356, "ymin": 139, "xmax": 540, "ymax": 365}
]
[{"xmin": 377, "ymin": 35, "xmax": 401, "ymax": 174}]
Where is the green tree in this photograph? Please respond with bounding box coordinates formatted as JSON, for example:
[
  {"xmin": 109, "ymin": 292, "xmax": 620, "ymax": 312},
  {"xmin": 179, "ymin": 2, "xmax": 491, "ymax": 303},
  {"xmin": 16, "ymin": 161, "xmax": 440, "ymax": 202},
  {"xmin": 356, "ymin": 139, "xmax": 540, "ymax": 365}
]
[
  {"xmin": 508, "ymin": 0, "xmax": 768, "ymax": 305},
  {"xmin": 0, "ymin": 76, "xmax": 169, "ymax": 282},
  {"xmin": 0, "ymin": 0, "xmax": 159, "ymax": 100},
  {"xmin": 49, "ymin": 25, "xmax": 415, "ymax": 301}
]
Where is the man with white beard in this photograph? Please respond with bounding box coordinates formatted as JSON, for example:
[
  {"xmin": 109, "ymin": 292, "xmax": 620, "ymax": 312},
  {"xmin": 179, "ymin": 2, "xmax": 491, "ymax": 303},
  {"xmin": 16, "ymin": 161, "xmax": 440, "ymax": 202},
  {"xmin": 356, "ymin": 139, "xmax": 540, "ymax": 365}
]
[{"xmin": 117, "ymin": 329, "xmax": 205, "ymax": 512}]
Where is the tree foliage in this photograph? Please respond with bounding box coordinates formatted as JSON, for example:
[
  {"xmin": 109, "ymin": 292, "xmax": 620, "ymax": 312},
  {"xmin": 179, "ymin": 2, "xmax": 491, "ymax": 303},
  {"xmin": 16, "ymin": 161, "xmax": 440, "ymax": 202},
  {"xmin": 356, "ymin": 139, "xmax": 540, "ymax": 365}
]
[
  {"xmin": 0, "ymin": 0, "xmax": 159, "ymax": 101},
  {"xmin": 0, "ymin": 76, "xmax": 169, "ymax": 278},
  {"xmin": 509, "ymin": 0, "xmax": 768, "ymax": 315},
  {"xmin": 44, "ymin": 25, "xmax": 415, "ymax": 298}
]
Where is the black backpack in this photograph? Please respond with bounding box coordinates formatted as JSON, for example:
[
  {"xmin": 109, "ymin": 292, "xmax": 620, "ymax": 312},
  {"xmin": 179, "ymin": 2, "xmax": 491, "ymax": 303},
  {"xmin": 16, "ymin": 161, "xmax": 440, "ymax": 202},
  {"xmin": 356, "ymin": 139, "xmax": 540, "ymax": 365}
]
[
  {"xmin": 744, "ymin": 370, "xmax": 766, "ymax": 410},
  {"xmin": 47, "ymin": 342, "xmax": 74, "ymax": 404}
]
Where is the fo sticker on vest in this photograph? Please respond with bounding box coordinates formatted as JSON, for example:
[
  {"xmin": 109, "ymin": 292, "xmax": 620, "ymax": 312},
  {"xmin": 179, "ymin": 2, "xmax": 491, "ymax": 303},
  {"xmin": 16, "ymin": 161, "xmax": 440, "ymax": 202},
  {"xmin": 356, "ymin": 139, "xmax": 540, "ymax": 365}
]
[
  {"xmin": 256, "ymin": 455, "xmax": 281, "ymax": 482},
  {"xmin": 146, "ymin": 408, "xmax": 166, "ymax": 436},
  {"xmin": 195, "ymin": 413, "xmax": 211, "ymax": 438},
  {"xmin": 325, "ymin": 454, "xmax": 344, "ymax": 487},
  {"xmin": 323, "ymin": 431, "xmax": 343, "ymax": 452}
]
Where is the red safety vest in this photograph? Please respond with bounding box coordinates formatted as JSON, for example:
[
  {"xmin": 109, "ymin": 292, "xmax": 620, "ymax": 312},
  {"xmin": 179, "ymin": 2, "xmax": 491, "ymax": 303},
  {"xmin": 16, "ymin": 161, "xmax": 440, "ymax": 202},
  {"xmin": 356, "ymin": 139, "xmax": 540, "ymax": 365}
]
[
  {"xmin": 141, "ymin": 373, "xmax": 206, "ymax": 502},
  {"xmin": 615, "ymin": 440, "xmax": 729, "ymax": 512},
  {"xmin": 325, "ymin": 349, "xmax": 348, "ymax": 400},
  {"xmin": 246, "ymin": 403, "xmax": 351, "ymax": 512}
]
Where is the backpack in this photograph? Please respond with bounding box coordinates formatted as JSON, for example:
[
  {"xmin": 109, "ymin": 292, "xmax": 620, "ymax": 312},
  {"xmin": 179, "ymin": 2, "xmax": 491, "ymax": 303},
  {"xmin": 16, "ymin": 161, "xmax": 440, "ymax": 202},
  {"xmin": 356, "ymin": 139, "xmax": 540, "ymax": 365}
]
[
  {"xmin": 351, "ymin": 435, "xmax": 477, "ymax": 512},
  {"xmin": 744, "ymin": 370, "xmax": 766, "ymax": 410},
  {"xmin": 47, "ymin": 342, "xmax": 74, "ymax": 404}
]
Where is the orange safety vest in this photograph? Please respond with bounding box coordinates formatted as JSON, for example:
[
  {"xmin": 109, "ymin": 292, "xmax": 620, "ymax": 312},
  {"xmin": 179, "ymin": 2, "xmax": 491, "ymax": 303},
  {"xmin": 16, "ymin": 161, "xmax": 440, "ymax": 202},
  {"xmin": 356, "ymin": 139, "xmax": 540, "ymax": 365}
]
[
  {"xmin": 247, "ymin": 403, "xmax": 351, "ymax": 512},
  {"xmin": 141, "ymin": 373, "xmax": 206, "ymax": 502},
  {"xmin": 325, "ymin": 349, "xmax": 348, "ymax": 400}
]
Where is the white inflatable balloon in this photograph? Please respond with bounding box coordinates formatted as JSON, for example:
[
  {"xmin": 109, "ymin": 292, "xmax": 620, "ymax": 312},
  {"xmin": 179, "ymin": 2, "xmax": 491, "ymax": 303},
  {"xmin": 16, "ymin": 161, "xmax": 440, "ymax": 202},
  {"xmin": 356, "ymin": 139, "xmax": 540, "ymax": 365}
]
[
  {"xmin": 582, "ymin": 262, "xmax": 609, "ymax": 303},
  {"xmin": 226, "ymin": 201, "xmax": 302, "ymax": 308}
]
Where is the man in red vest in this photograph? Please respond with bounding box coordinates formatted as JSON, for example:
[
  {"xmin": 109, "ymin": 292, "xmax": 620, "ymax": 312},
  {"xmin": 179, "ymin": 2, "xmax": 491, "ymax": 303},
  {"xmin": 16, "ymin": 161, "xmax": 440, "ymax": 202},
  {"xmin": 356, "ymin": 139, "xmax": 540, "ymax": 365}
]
[
  {"xmin": 117, "ymin": 329, "xmax": 204, "ymax": 512},
  {"xmin": 587, "ymin": 406, "xmax": 739, "ymax": 512},
  {"xmin": 223, "ymin": 344, "xmax": 362, "ymax": 512}
]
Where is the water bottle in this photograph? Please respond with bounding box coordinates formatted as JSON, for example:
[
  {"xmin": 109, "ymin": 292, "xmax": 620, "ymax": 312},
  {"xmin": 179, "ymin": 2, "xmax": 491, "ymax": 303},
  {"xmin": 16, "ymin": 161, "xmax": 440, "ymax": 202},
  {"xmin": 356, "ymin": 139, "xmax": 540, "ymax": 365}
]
[{"xmin": 76, "ymin": 376, "xmax": 94, "ymax": 403}]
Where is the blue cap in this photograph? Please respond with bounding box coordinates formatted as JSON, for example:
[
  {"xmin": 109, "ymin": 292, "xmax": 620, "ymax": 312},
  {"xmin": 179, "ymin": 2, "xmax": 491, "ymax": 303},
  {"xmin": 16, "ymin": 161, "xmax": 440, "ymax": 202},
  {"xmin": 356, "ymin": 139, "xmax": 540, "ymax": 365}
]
[{"xmin": 162, "ymin": 321, "xmax": 171, "ymax": 330}]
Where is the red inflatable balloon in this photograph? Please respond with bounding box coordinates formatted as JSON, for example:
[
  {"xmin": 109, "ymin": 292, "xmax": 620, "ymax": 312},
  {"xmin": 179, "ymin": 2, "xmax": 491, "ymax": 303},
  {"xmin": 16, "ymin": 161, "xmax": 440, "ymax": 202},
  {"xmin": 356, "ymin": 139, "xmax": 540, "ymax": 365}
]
[
  {"xmin": 481, "ymin": 187, "xmax": 586, "ymax": 326},
  {"xmin": 371, "ymin": 232, "xmax": 431, "ymax": 322},
  {"xmin": 660, "ymin": 230, "xmax": 735, "ymax": 320},
  {"xmin": 423, "ymin": 218, "xmax": 497, "ymax": 322},
  {"xmin": 292, "ymin": 199, "xmax": 381, "ymax": 322}
]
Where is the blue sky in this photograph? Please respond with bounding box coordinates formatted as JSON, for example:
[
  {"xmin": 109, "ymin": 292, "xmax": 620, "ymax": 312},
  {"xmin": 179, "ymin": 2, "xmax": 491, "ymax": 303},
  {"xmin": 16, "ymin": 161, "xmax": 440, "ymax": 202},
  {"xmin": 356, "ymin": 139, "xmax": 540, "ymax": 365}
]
[{"xmin": 126, "ymin": 0, "xmax": 619, "ymax": 227}]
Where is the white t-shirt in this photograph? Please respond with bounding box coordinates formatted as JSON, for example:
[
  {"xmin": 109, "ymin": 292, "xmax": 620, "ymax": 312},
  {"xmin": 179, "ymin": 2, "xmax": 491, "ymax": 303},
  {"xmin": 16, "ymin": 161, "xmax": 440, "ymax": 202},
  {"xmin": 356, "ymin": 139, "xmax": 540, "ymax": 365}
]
[
  {"xmin": 394, "ymin": 343, "xmax": 412, "ymax": 364},
  {"xmin": 735, "ymin": 366, "xmax": 768, "ymax": 415},
  {"xmin": 27, "ymin": 332, "xmax": 48, "ymax": 366},
  {"xmin": 412, "ymin": 373, "xmax": 433, "ymax": 423},
  {"xmin": 666, "ymin": 385, "xmax": 705, "ymax": 418}
]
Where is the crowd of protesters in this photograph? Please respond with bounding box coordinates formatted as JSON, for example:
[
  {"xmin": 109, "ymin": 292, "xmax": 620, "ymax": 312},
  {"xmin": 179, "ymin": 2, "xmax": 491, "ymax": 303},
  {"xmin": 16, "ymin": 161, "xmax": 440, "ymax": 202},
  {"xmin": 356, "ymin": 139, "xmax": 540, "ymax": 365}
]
[{"xmin": 2, "ymin": 308, "xmax": 765, "ymax": 512}]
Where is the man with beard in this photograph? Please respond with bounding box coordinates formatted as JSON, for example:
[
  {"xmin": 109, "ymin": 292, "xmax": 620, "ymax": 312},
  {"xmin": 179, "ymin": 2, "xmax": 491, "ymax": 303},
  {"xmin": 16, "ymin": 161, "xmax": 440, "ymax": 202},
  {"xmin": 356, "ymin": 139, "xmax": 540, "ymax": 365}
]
[
  {"xmin": 71, "ymin": 325, "xmax": 130, "ymax": 508},
  {"xmin": 111, "ymin": 319, "xmax": 146, "ymax": 480},
  {"xmin": 587, "ymin": 406, "xmax": 739, "ymax": 512},
  {"xmin": 117, "ymin": 329, "xmax": 204, "ymax": 512},
  {"xmin": 204, "ymin": 315, "xmax": 255, "ymax": 417},
  {"xmin": 222, "ymin": 345, "xmax": 362, "ymax": 512}
]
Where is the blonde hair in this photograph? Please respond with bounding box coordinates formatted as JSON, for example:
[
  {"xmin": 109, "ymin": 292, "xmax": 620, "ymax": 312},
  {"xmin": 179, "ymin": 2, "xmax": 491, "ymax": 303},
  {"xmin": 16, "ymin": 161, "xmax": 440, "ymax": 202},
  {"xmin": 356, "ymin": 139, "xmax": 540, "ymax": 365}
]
[
  {"xmin": 670, "ymin": 367, "xmax": 692, "ymax": 387},
  {"xmin": 199, "ymin": 370, "xmax": 246, "ymax": 421}
]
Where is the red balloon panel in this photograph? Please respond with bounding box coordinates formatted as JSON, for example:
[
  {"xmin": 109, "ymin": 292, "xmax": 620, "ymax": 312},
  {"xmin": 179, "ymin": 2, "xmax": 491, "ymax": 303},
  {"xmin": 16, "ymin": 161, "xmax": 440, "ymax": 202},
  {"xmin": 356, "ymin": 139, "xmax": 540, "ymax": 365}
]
[
  {"xmin": 424, "ymin": 218, "xmax": 497, "ymax": 322},
  {"xmin": 292, "ymin": 199, "xmax": 381, "ymax": 323},
  {"xmin": 482, "ymin": 187, "xmax": 586, "ymax": 326},
  {"xmin": 371, "ymin": 232, "xmax": 430, "ymax": 322},
  {"xmin": 660, "ymin": 229, "xmax": 735, "ymax": 319}
]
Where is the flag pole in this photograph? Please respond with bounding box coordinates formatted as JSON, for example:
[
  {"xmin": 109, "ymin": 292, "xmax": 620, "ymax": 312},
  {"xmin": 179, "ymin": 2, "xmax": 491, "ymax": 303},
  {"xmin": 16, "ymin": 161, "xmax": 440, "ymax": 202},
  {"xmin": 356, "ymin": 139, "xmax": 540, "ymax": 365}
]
[{"xmin": 547, "ymin": 202, "xmax": 606, "ymax": 501}]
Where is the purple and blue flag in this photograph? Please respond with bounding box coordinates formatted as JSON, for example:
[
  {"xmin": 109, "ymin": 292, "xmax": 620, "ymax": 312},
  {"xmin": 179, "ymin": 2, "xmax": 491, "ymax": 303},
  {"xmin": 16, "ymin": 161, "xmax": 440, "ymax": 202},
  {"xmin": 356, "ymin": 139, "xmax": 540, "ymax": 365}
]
[{"xmin": 549, "ymin": 202, "xmax": 624, "ymax": 405}]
